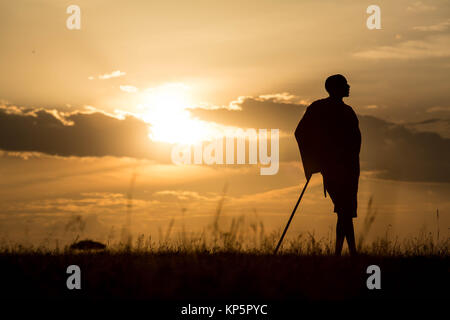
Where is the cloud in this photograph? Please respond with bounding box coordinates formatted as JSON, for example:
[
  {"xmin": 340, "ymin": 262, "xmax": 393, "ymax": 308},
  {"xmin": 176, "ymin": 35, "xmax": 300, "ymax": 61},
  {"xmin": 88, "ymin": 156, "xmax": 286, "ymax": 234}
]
[
  {"xmin": 97, "ymin": 70, "xmax": 126, "ymax": 80},
  {"xmin": 359, "ymin": 116, "xmax": 450, "ymax": 182},
  {"xmin": 189, "ymin": 95, "xmax": 450, "ymax": 183},
  {"xmin": 1, "ymin": 194, "xmax": 132, "ymax": 215},
  {"xmin": 1, "ymin": 96, "xmax": 449, "ymax": 183},
  {"xmin": 153, "ymin": 190, "xmax": 218, "ymax": 201},
  {"xmin": 255, "ymin": 92, "xmax": 310, "ymax": 105},
  {"xmin": 427, "ymin": 106, "xmax": 450, "ymax": 112},
  {"xmin": 0, "ymin": 105, "xmax": 173, "ymax": 162},
  {"xmin": 120, "ymin": 85, "xmax": 138, "ymax": 93},
  {"xmin": 188, "ymin": 94, "xmax": 308, "ymax": 130},
  {"xmin": 354, "ymin": 35, "xmax": 450, "ymax": 60},
  {"xmin": 407, "ymin": 1, "xmax": 436, "ymax": 12},
  {"xmin": 406, "ymin": 118, "xmax": 447, "ymax": 125},
  {"xmin": 403, "ymin": 118, "xmax": 450, "ymax": 139},
  {"xmin": 413, "ymin": 19, "xmax": 450, "ymax": 32}
]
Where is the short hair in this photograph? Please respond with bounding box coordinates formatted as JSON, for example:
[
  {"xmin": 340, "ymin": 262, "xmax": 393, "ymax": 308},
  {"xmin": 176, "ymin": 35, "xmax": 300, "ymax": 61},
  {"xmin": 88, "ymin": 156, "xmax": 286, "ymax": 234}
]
[{"xmin": 325, "ymin": 74, "xmax": 347, "ymax": 94}]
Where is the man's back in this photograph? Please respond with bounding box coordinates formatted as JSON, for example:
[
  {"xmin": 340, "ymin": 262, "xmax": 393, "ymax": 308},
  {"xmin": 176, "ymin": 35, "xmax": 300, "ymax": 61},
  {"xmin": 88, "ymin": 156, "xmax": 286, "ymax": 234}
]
[{"xmin": 295, "ymin": 97, "xmax": 361, "ymax": 179}]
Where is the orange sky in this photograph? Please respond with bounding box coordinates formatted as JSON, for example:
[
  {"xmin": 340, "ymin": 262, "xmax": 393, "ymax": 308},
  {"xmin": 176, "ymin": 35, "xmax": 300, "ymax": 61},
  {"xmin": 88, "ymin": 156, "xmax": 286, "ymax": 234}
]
[{"xmin": 0, "ymin": 0, "xmax": 449, "ymax": 247}]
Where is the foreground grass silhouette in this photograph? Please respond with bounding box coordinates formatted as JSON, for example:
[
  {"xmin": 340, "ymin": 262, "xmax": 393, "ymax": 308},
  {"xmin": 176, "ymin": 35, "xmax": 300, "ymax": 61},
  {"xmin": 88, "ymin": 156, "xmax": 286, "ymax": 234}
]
[
  {"xmin": 0, "ymin": 196, "xmax": 447, "ymax": 300},
  {"xmin": 0, "ymin": 234, "xmax": 448, "ymax": 300}
]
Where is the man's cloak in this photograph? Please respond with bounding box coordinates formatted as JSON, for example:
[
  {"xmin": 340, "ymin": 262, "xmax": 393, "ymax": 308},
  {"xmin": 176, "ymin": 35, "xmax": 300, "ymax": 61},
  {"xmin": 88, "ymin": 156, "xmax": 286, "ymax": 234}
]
[{"xmin": 295, "ymin": 98, "xmax": 361, "ymax": 217}]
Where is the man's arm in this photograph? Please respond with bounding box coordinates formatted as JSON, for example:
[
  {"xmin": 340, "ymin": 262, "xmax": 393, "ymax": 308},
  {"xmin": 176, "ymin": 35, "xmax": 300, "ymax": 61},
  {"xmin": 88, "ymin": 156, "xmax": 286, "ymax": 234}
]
[{"xmin": 295, "ymin": 105, "xmax": 320, "ymax": 180}]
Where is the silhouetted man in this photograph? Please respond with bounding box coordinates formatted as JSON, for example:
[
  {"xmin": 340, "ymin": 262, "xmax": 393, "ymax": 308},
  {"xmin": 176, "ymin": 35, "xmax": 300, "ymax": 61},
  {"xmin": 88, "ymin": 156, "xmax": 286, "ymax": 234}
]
[{"xmin": 295, "ymin": 74, "xmax": 361, "ymax": 256}]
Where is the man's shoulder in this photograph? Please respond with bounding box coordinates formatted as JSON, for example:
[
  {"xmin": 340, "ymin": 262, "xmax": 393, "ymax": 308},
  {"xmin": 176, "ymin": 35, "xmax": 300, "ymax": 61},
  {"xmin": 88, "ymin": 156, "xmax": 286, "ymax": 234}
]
[
  {"xmin": 306, "ymin": 98, "xmax": 329, "ymax": 112},
  {"xmin": 308, "ymin": 98, "xmax": 356, "ymax": 114},
  {"xmin": 308, "ymin": 98, "xmax": 329, "ymax": 107}
]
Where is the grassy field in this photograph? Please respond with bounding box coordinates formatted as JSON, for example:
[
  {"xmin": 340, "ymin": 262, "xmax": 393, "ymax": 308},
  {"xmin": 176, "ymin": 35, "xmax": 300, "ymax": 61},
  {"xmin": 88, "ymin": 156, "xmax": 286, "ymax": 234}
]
[
  {"xmin": 0, "ymin": 234, "xmax": 448, "ymax": 301},
  {"xmin": 0, "ymin": 197, "xmax": 448, "ymax": 303}
]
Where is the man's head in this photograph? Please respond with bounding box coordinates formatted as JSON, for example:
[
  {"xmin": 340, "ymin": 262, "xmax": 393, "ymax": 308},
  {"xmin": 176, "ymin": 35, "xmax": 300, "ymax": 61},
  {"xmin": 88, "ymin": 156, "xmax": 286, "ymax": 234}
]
[{"xmin": 325, "ymin": 74, "xmax": 350, "ymax": 98}]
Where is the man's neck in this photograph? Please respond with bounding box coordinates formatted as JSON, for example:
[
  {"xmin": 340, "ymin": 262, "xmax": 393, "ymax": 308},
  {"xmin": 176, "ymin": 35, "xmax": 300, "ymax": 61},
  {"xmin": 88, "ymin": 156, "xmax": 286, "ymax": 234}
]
[{"xmin": 328, "ymin": 96, "xmax": 344, "ymax": 102}]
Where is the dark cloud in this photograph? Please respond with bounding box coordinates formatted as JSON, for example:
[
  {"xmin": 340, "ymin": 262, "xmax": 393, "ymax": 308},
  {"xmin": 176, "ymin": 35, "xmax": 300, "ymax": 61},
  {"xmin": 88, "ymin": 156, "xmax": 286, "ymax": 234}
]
[
  {"xmin": 358, "ymin": 115, "xmax": 449, "ymax": 182},
  {"xmin": 1, "ymin": 100, "xmax": 449, "ymax": 183},
  {"xmin": 189, "ymin": 97, "xmax": 307, "ymax": 130},
  {"xmin": 402, "ymin": 118, "xmax": 450, "ymax": 138},
  {"xmin": 407, "ymin": 118, "xmax": 444, "ymax": 125},
  {"xmin": 190, "ymin": 97, "xmax": 450, "ymax": 183},
  {"xmin": 0, "ymin": 106, "xmax": 172, "ymax": 162}
]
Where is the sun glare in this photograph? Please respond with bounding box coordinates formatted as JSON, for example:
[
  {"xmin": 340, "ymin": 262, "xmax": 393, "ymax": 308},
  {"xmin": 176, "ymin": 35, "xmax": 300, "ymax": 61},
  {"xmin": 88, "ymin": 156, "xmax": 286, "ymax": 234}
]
[{"xmin": 137, "ymin": 83, "xmax": 218, "ymax": 145}]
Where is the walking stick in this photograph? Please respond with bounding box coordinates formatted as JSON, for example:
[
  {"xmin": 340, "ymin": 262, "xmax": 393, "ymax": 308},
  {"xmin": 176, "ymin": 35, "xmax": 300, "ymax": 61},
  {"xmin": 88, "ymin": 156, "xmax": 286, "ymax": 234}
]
[{"xmin": 274, "ymin": 177, "xmax": 310, "ymax": 254}]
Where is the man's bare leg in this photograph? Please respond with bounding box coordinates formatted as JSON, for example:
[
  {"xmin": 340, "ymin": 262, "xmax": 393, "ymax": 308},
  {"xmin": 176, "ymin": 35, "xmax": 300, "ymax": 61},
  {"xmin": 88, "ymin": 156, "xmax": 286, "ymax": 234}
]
[
  {"xmin": 336, "ymin": 214, "xmax": 357, "ymax": 256},
  {"xmin": 344, "ymin": 216, "xmax": 357, "ymax": 256},
  {"xmin": 335, "ymin": 214, "xmax": 345, "ymax": 255}
]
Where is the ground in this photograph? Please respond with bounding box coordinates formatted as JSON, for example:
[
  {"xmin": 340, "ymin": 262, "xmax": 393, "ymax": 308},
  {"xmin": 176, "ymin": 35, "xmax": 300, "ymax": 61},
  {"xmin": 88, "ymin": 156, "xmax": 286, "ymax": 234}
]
[{"xmin": 0, "ymin": 251, "xmax": 447, "ymax": 301}]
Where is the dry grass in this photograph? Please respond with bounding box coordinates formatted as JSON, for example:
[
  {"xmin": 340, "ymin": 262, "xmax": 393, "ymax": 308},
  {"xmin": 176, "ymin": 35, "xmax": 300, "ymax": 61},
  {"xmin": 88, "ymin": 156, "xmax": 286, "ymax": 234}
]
[
  {"xmin": 0, "ymin": 207, "xmax": 447, "ymax": 257},
  {"xmin": 0, "ymin": 189, "xmax": 447, "ymax": 300}
]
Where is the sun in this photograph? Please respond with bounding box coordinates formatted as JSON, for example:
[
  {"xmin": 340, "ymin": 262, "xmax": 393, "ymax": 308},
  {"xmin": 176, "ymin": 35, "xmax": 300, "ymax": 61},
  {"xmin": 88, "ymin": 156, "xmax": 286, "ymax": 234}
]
[{"xmin": 137, "ymin": 83, "xmax": 218, "ymax": 145}]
